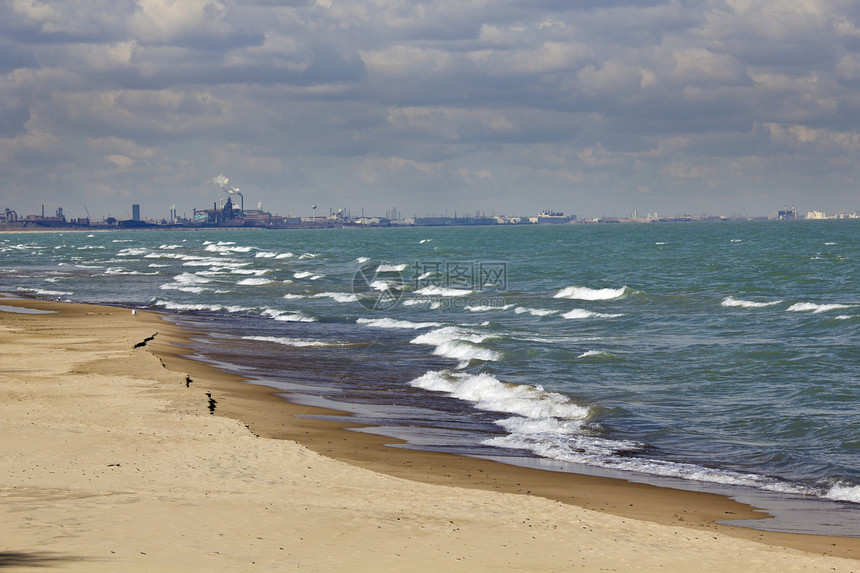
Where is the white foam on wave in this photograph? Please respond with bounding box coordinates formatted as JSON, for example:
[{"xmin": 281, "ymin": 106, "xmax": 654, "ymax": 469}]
[
  {"xmin": 401, "ymin": 297, "xmax": 442, "ymax": 309},
  {"xmin": 357, "ymin": 317, "xmax": 442, "ymax": 329},
  {"xmin": 261, "ymin": 308, "xmax": 317, "ymax": 322},
  {"xmin": 414, "ymin": 285, "xmax": 472, "ymax": 297},
  {"xmin": 145, "ymin": 252, "xmax": 182, "ymax": 260},
  {"xmin": 514, "ymin": 306, "xmax": 557, "ymax": 317},
  {"xmin": 356, "ymin": 256, "xmax": 370, "ymax": 263},
  {"xmin": 554, "ymin": 285, "xmax": 629, "ymax": 300},
  {"xmin": 159, "ymin": 286, "xmax": 207, "ymax": 294},
  {"xmin": 242, "ymin": 335, "xmax": 341, "ymax": 348},
  {"xmin": 370, "ymin": 279, "xmax": 401, "ymax": 292},
  {"xmin": 466, "ymin": 303, "xmax": 514, "ymax": 312},
  {"xmin": 410, "ymin": 326, "xmax": 498, "ymax": 366},
  {"xmin": 204, "ymin": 243, "xmax": 253, "ymax": 254},
  {"xmin": 160, "ymin": 272, "xmax": 212, "ymax": 293},
  {"xmin": 104, "ymin": 267, "xmax": 157, "ymax": 276},
  {"xmin": 410, "ymin": 370, "xmax": 591, "ymax": 421},
  {"xmin": 293, "ymin": 271, "xmax": 313, "ymax": 279},
  {"xmin": 487, "ymin": 431, "xmax": 819, "ymax": 497},
  {"xmin": 376, "ymin": 263, "xmax": 408, "ymax": 272},
  {"xmin": 787, "ymin": 302, "xmax": 854, "ymax": 313},
  {"xmin": 577, "ymin": 350, "xmax": 615, "ymax": 359},
  {"xmin": 17, "ymin": 287, "xmax": 73, "ymax": 296},
  {"xmin": 181, "ymin": 256, "xmax": 236, "ymax": 268},
  {"xmin": 274, "ymin": 313, "xmax": 317, "ymax": 322},
  {"xmin": 170, "ymin": 272, "xmax": 210, "ymax": 285},
  {"xmin": 721, "ymin": 296, "xmax": 782, "ymax": 309},
  {"xmin": 563, "ymin": 309, "xmax": 624, "ymax": 319},
  {"xmin": 433, "ymin": 340, "xmax": 499, "ymax": 364},
  {"xmin": 824, "ymin": 482, "xmax": 860, "ymax": 503},
  {"xmin": 411, "ymin": 325, "xmax": 492, "ymax": 345},
  {"xmin": 153, "ymin": 300, "xmax": 251, "ymax": 313},
  {"xmin": 299, "ymin": 253, "xmax": 320, "ymax": 259},
  {"xmin": 116, "ymin": 247, "xmax": 150, "ymax": 257},
  {"xmin": 314, "ymin": 292, "xmax": 358, "ymax": 303},
  {"xmin": 254, "ymin": 251, "xmax": 295, "ymax": 259},
  {"xmin": 237, "ymin": 277, "xmax": 274, "ymax": 286},
  {"xmin": 488, "ymin": 420, "xmax": 635, "ymax": 458}
]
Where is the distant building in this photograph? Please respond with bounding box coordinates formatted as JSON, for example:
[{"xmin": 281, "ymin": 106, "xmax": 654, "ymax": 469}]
[
  {"xmin": 412, "ymin": 216, "xmax": 497, "ymax": 226},
  {"xmin": 2, "ymin": 208, "xmax": 18, "ymax": 223},
  {"xmin": 132, "ymin": 204, "xmax": 140, "ymax": 221},
  {"xmin": 534, "ymin": 210, "xmax": 575, "ymax": 224},
  {"xmin": 777, "ymin": 206, "xmax": 798, "ymax": 220}
]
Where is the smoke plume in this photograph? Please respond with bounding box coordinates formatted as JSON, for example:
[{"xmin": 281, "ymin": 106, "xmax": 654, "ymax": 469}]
[{"xmin": 210, "ymin": 174, "xmax": 242, "ymax": 197}]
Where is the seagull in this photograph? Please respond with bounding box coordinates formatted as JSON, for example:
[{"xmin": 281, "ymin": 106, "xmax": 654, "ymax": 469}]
[{"xmin": 131, "ymin": 309, "xmax": 138, "ymax": 315}]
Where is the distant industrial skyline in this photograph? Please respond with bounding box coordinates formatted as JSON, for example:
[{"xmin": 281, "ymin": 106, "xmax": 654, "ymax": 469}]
[
  {"xmin": 3, "ymin": 2, "xmax": 860, "ymax": 219},
  {"xmin": 4, "ymin": 196, "xmax": 857, "ymax": 231}
]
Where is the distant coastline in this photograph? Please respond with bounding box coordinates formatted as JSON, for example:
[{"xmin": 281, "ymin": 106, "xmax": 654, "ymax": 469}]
[{"xmin": 3, "ymin": 208, "xmax": 859, "ymax": 232}]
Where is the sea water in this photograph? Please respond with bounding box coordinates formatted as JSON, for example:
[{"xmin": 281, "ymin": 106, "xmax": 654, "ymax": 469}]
[{"xmin": 1, "ymin": 221, "xmax": 858, "ymax": 534}]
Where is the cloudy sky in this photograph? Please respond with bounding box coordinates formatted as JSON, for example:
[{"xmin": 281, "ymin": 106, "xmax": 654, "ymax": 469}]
[{"xmin": 3, "ymin": 0, "xmax": 860, "ymax": 221}]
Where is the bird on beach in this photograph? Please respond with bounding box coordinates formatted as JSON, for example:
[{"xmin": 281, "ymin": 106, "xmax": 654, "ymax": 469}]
[{"xmin": 131, "ymin": 309, "xmax": 137, "ymax": 315}]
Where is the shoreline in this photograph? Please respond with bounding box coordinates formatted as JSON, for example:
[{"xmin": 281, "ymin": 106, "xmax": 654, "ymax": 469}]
[
  {"xmin": 152, "ymin": 313, "xmax": 860, "ymax": 555},
  {"xmin": 1, "ymin": 298, "xmax": 858, "ymax": 570}
]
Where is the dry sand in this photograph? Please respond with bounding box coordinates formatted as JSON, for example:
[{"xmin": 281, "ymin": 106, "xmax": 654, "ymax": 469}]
[{"xmin": 1, "ymin": 298, "xmax": 857, "ymax": 572}]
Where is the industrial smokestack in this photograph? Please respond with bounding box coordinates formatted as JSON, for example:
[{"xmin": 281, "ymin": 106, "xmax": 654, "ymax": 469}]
[{"xmin": 210, "ymin": 174, "xmax": 243, "ymax": 214}]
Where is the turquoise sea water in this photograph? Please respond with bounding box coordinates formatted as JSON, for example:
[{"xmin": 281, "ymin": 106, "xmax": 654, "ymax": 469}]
[{"xmin": 1, "ymin": 221, "xmax": 858, "ymax": 533}]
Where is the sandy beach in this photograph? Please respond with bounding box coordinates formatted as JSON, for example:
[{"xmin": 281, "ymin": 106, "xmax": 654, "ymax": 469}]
[{"xmin": 1, "ymin": 298, "xmax": 857, "ymax": 572}]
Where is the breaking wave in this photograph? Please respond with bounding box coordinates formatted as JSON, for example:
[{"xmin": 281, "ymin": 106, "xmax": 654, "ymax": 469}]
[
  {"xmin": 414, "ymin": 285, "xmax": 473, "ymax": 297},
  {"xmin": 562, "ymin": 309, "xmax": 624, "ymax": 319},
  {"xmin": 376, "ymin": 263, "xmax": 408, "ymax": 272},
  {"xmin": 409, "ymin": 370, "xmax": 591, "ymax": 421},
  {"xmin": 722, "ymin": 296, "xmax": 783, "ymax": 308},
  {"xmin": 242, "ymin": 336, "xmax": 343, "ymax": 347},
  {"xmin": 514, "ymin": 306, "xmax": 558, "ymax": 317},
  {"xmin": 410, "ymin": 326, "xmax": 499, "ymax": 367},
  {"xmin": 577, "ymin": 350, "xmax": 616, "ymax": 359},
  {"xmin": 237, "ymin": 277, "xmax": 274, "ymax": 286},
  {"xmin": 787, "ymin": 302, "xmax": 855, "ymax": 313},
  {"xmin": 554, "ymin": 285, "xmax": 630, "ymax": 300},
  {"xmin": 357, "ymin": 317, "xmax": 442, "ymax": 329},
  {"xmin": 313, "ymin": 292, "xmax": 358, "ymax": 303}
]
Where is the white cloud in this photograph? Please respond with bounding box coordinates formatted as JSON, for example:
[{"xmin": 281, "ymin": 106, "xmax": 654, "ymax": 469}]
[
  {"xmin": 129, "ymin": 0, "xmax": 228, "ymax": 44},
  {"xmin": 2, "ymin": 0, "xmax": 860, "ymax": 218},
  {"xmin": 106, "ymin": 153, "xmax": 135, "ymax": 167}
]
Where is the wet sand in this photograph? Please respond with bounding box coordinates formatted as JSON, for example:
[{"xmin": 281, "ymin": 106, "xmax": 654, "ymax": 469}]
[{"xmin": 1, "ymin": 298, "xmax": 857, "ymax": 571}]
